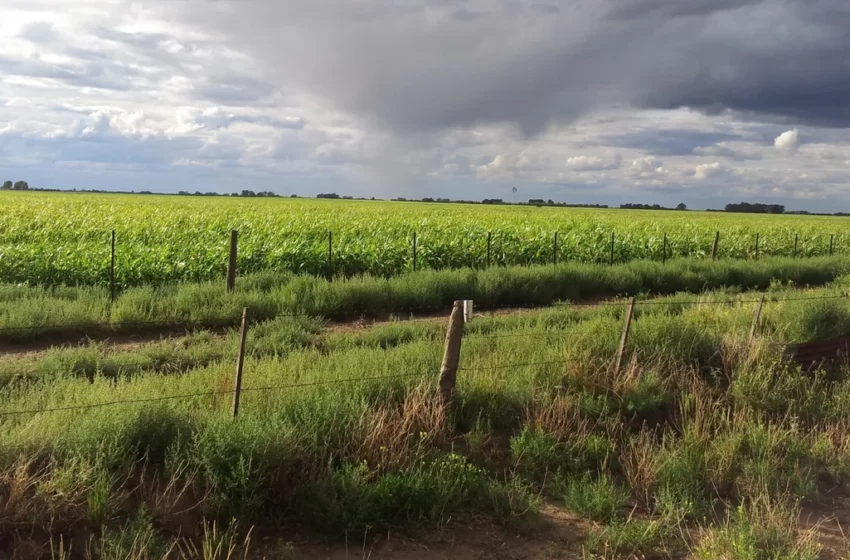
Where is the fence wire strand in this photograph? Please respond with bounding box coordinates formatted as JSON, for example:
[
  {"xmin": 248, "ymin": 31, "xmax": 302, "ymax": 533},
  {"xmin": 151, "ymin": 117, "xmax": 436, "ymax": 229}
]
[{"xmin": 0, "ymin": 371, "xmax": 430, "ymax": 418}]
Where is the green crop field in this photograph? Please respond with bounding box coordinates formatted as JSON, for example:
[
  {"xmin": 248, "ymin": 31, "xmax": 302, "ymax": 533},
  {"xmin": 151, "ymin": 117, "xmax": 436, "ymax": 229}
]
[{"xmin": 0, "ymin": 190, "xmax": 847, "ymax": 287}]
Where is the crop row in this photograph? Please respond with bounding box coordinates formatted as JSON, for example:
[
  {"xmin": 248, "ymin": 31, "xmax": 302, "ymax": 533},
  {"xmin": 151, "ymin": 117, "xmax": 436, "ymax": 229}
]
[{"xmin": 1, "ymin": 192, "xmax": 848, "ymax": 286}]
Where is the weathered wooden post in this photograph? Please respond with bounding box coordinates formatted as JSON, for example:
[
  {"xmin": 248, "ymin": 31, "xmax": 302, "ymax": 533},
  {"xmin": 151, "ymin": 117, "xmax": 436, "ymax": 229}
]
[
  {"xmin": 232, "ymin": 308, "xmax": 249, "ymax": 418},
  {"xmin": 439, "ymin": 301, "xmax": 465, "ymax": 407},
  {"xmin": 614, "ymin": 297, "xmax": 636, "ymax": 374},
  {"xmin": 712, "ymin": 231, "xmax": 720, "ymax": 261},
  {"xmin": 749, "ymin": 294, "xmax": 765, "ymax": 346}
]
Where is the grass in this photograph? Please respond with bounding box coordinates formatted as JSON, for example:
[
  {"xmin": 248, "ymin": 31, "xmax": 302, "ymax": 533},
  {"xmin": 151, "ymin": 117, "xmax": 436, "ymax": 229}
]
[
  {"xmin": 0, "ymin": 256, "xmax": 847, "ymax": 339},
  {"xmin": 2, "ymin": 276, "xmax": 850, "ymax": 555}
]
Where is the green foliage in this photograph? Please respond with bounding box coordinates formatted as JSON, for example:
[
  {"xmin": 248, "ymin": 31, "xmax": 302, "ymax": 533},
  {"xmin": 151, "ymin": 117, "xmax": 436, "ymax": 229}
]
[
  {"xmin": 559, "ymin": 473, "xmax": 629, "ymax": 522},
  {"xmin": 1, "ymin": 191, "xmax": 849, "ymax": 286},
  {"xmin": 694, "ymin": 499, "xmax": 821, "ymax": 560},
  {"xmin": 584, "ymin": 518, "xmax": 677, "ymax": 558},
  {"xmin": 294, "ymin": 455, "xmax": 538, "ymax": 534}
]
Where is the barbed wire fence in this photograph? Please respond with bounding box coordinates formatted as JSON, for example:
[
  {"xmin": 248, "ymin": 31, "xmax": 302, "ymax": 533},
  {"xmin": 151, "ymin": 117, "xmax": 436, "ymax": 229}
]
[{"xmin": 0, "ymin": 292, "xmax": 847, "ymax": 419}]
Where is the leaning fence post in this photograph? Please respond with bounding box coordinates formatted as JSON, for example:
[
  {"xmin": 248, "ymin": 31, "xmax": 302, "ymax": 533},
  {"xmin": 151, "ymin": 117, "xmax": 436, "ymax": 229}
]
[
  {"xmin": 110, "ymin": 230, "xmax": 116, "ymax": 303},
  {"xmin": 439, "ymin": 301, "xmax": 465, "ymax": 407},
  {"xmin": 712, "ymin": 231, "xmax": 720, "ymax": 261},
  {"xmin": 232, "ymin": 307, "xmax": 249, "ymax": 418},
  {"xmin": 793, "ymin": 234, "xmax": 798, "ymax": 258},
  {"xmin": 226, "ymin": 230, "xmax": 238, "ymax": 292},
  {"xmin": 413, "ymin": 232, "xmax": 418, "ymax": 272},
  {"xmin": 610, "ymin": 232, "xmax": 615, "ymax": 266},
  {"xmin": 614, "ymin": 297, "xmax": 636, "ymax": 374},
  {"xmin": 662, "ymin": 233, "xmax": 667, "ymax": 264},
  {"xmin": 749, "ymin": 294, "xmax": 766, "ymax": 345}
]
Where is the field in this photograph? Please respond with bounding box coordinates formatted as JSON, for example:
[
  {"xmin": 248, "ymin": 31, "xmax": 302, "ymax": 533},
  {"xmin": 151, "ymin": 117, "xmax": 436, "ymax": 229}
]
[
  {"xmin": 2, "ymin": 277, "xmax": 850, "ymax": 557},
  {"xmin": 1, "ymin": 191, "xmax": 848, "ymax": 287},
  {"xmin": 3, "ymin": 191, "xmax": 850, "ymax": 557}
]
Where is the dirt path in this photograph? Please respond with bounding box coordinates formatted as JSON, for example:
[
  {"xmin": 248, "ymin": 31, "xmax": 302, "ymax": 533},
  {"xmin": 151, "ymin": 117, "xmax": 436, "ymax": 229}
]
[
  {"xmin": 260, "ymin": 506, "xmax": 589, "ymax": 560},
  {"xmin": 0, "ymin": 304, "xmax": 572, "ymax": 358}
]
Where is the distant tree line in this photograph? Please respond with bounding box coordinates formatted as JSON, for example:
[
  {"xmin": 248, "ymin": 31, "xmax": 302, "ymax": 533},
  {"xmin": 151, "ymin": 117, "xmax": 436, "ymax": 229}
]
[
  {"xmin": 620, "ymin": 203, "xmax": 688, "ymax": 211},
  {"xmin": 6, "ymin": 184, "xmax": 850, "ymax": 216},
  {"xmin": 722, "ymin": 202, "xmax": 786, "ymax": 214},
  {"xmin": 1, "ymin": 180, "xmax": 30, "ymax": 191}
]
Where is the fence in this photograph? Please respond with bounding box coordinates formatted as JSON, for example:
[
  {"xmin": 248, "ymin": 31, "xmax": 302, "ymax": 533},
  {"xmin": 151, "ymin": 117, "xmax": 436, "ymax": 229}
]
[
  {"xmin": 1, "ymin": 292, "xmax": 848, "ymax": 420},
  {"xmin": 3, "ymin": 228, "xmax": 846, "ymax": 293}
]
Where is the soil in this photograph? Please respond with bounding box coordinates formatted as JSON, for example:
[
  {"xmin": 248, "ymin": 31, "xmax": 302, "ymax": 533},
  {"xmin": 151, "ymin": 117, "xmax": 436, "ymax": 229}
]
[{"xmin": 253, "ymin": 506, "xmax": 590, "ymax": 560}]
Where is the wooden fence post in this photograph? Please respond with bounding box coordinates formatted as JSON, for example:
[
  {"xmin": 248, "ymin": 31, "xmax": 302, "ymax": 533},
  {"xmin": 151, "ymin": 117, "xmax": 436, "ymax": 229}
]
[
  {"xmin": 413, "ymin": 232, "xmax": 418, "ymax": 272},
  {"xmin": 553, "ymin": 232, "xmax": 559, "ymax": 266},
  {"xmin": 232, "ymin": 308, "xmax": 249, "ymax": 418},
  {"xmin": 754, "ymin": 233, "xmax": 760, "ymax": 260},
  {"xmin": 610, "ymin": 232, "xmax": 615, "ymax": 266},
  {"xmin": 712, "ymin": 231, "xmax": 720, "ymax": 261},
  {"xmin": 226, "ymin": 230, "xmax": 238, "ymax": 292},
  {"xmin": 439, "ymin": 301, "xmax": 465, "ymax": 407},
  {"xmin": 327, "ymin": 231, "xmax": 333, "ymax": 281},
  {"xmin": 613, "ymin": 297, "xmax": 636, "ymax": 374},
  {"xmin": 830, "ymin": 234, "xmax": 835, "ymax": 256},
  {"xmin": 793, "ymin": 234, "xmax": 798, "ymax": 258},
  {"xmin": 662, "ymin": 233, "xmax": 667, "ymax": 264},
  {"xmin": 110, "ymin": 230, "xmax": 116, "ymax": 303},
  {"xmin": 749, "ymin": 294, "xmax": 765, "ymax": 346}
]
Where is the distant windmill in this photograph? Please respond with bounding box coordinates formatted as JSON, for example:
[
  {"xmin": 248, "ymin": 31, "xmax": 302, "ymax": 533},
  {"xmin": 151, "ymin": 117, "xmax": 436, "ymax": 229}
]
[{"xmin": 512, "ymin": 187, "xmax": 518, "ymax": 204}]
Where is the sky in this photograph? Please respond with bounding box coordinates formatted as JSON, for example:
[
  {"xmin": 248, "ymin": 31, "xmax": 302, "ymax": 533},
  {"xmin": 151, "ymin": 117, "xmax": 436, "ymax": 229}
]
[{"xmin": 1, "ymin": 0, "xmax": 850, "ymax": 211}]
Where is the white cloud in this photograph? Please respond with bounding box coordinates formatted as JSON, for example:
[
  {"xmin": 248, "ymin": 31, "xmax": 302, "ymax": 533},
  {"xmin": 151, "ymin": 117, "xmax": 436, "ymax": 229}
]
[
  {"xmin": 566, "ymin": 154, "xmax": 621, "ymax": 171},
  {"xmin": 631, "ymin": 156, "xmax": 665, "ymax": 175},
  {"xmin": 694, "ymin": 162, "xmax": 725, "ymax": 179},
  {"xmin": 774, "ymin": 129, "xmax": 801, "ymax": 155}
]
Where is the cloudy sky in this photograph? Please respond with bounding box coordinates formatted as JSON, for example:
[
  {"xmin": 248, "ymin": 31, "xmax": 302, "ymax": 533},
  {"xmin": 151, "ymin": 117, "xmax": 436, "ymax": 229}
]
[{"xmin": 2, "ymin": 0, "xmax": 850, "ymax": 210}]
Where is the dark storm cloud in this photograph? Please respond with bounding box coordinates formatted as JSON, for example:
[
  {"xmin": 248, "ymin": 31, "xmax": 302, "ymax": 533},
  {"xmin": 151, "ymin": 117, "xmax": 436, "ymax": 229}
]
[{"xmin": 157, "ymin": 0, "xmax": 850, "ymax": 135}]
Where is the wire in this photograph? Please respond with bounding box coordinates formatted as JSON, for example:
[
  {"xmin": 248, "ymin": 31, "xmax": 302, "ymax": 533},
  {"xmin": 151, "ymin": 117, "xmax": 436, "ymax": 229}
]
[
  {"xmin": 241, "ymin": 372, "xmax": 426, "ymax": 393},
  {"xmin": 463, "ymin": 330, "xmax": 599, "ymax": 340},
  {"xmin": 0, "ymin": 371, "xmax": 432, "ymax": 417},
  {"xmin": 458, "ymin": 359, "xmax": 569, "ymax": 372},
  {"xmin": 0, "ymin": 313, "xmax": 315, "ymax": 333},
  {"xmin": 0, "ymin": 389, "xmax": 229, "ymax": 417}
]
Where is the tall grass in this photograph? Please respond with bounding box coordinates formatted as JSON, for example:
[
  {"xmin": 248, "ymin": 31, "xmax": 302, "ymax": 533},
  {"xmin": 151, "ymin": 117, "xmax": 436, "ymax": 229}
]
[
  {"xmin": 0, "ymin": 257, "xmax": 847, "ymax": 338},
  {"xmin": 2, "ymin": 281, "xmax": 850, "ymax": 554}
]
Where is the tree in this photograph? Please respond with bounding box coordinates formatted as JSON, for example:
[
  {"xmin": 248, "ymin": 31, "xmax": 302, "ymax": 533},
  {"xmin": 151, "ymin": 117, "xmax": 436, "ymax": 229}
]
[
  {"xmin": 676, "ymin": 203, "xmax": 687, "ymax": 211},
  {"xmin": 12, "ymin": 181, "xmax": 28, "ymax": 191},
  {"xmin": 1, "ymin": 181, "xmax": 11, "ymax": 190}
]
